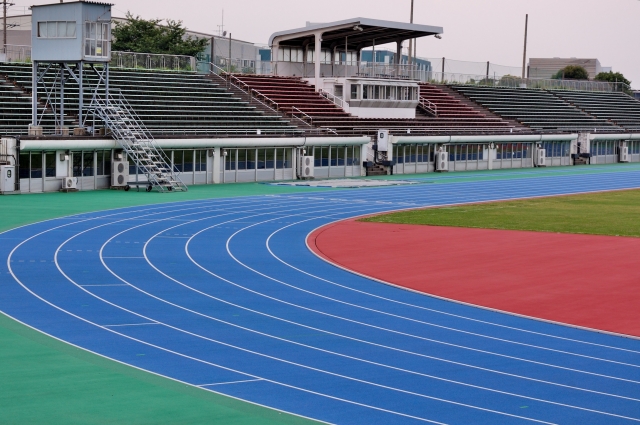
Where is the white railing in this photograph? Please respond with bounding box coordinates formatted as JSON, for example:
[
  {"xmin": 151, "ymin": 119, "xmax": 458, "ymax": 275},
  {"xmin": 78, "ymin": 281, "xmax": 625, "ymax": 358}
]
[
  {"xmin": 0, "ymin": 45, "xmax": 31, "ymax": 63},
  {"xmin": 418, "ymin": 97, "xmax": 438, "ymax": 116},
  {"xmin": 110, "ymin": 51, "xmax": 196, "ymax": 71},
  {"xmin": 319, "ymin": 89, "xmax": 349, "ymax": 112},
  {"xmin": 424, "ymin": 71, "xmax": 629, "ymax": 93}
]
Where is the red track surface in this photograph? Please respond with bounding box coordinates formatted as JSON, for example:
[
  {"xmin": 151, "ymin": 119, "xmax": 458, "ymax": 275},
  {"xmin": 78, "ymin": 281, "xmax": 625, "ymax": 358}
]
[{"xmin": 309, "ymin": 220, "xmax": 640, "ymax": 337}]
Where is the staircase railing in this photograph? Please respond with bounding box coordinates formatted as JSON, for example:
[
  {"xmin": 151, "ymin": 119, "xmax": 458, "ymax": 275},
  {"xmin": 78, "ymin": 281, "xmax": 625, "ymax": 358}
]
[
  {"xmin": 319, "ymin": 89, "xmax": 349, "ymax": 111},
  {"xmin": 418, "ymin": 97, "xmax": 438, "ymax": 116},
  {"xmin": 87, "ymin": 89, "xmax": 187, "ymax": 193}
]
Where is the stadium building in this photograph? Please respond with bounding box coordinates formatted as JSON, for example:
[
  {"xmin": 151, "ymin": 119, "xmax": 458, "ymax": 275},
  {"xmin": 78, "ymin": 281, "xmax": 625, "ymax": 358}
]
[{"xmin": 1, "ymin": 1, "xmax": 639, "ymax": 194}]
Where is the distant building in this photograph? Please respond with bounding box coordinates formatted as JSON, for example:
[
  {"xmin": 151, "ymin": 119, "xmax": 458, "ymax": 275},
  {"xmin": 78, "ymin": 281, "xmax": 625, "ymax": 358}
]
[
  {"xmin": 528, "ymin": 58, "xmax": 610, "ymax": 80},
  {"xmin": 633, "ymin": 91, "xmax": 640, "ymax": 101}
]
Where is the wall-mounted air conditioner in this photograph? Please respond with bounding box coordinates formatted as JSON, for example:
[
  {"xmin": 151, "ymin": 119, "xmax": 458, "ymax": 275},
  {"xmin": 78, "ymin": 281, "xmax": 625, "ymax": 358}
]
[
  {"xmin": 111, "ymin": 160, "xmax": 130, "ymax": 187},
  {"xmin": 62, "ymin": 177, "xmax": 77, "ymax": 190},
  {"xmin": 535, "ymin": 148, "xmax": 546, "ymax": 167},
  {"xmin": 435, "ymin": 151, "xmax": 449, "ymax": 172},
  {"xmin": 620, "ymin": 146, "xmax": 629, "ymax": 163},
  {"xmin": 299, "ymin": 156, "xmax": 314, "ymax": 179}
]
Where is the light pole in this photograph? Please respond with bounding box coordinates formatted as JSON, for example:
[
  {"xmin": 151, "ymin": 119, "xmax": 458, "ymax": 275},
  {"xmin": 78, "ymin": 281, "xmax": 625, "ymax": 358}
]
[{"xmin": 408, "ymin": 0, "xmax": 414, "ymax": 66}]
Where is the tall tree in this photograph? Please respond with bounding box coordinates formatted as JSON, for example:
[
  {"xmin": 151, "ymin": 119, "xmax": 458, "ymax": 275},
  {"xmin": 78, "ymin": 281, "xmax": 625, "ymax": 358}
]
[
  {"xmin": 552, "ymin": 65, "xmax": 589, "ymax": 80},
  {"xmin": 112, "ymin": 13, "xmax": 208, "ymax": 57},
  {"xmin": 595, "ymin": 71, "xmax": 631, "ymax": 87}
]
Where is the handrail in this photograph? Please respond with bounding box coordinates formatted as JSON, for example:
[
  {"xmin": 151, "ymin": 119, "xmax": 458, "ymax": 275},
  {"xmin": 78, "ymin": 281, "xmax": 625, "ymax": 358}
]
[
  {"xmin": 208, "ymin": 62, "xmax": 334, "ymax": 136},
  {"xmin": 291, "ymin": 106, "xmax": 313, "ymax": 125},
  {"xmin": 418, "ymin": 97, "xmax": 438, "ymax": 116},
  {"xmin": 319, "ymin": 89, "xmax": 349, "ymax": 110}
]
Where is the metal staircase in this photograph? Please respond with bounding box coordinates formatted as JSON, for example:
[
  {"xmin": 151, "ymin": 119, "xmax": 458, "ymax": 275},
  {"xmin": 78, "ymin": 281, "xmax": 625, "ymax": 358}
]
[{"xmin": 88, "ymin": 90, "xmax": 187, "ymax": 192}]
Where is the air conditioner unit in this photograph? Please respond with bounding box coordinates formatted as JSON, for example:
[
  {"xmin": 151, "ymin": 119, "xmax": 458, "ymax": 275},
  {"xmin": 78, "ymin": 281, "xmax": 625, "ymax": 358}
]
[
  {"xmin": 62, "ymin": 177, "xmax": 77, "ymax": 190},
  {"xmin": 111, "ymin": 160, "xmax": 130, "ymax": 187},
  {"xmin": 377, "ymin": 129, "xmax": 389, "ymax": 152},
  {"xmin": 299, "ymin": 156, "xmax": 314, "ymax": 179},
  {"xmin": 535, "ymin": 148, "xmax": 546, "ymax": 167},
  {"xmin": 435, "ymin": 151, "xmax": 449, "ymax": 172},
  {"xmin": 620, "ymin": 146, "xmax": 629, "ymax": 163}
]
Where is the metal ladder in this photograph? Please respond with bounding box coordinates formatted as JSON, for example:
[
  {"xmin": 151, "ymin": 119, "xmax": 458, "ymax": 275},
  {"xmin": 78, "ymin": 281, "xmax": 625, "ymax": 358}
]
[{"xmin": 88, "ymin": 90, "xmax": 187, "ymax": 193}]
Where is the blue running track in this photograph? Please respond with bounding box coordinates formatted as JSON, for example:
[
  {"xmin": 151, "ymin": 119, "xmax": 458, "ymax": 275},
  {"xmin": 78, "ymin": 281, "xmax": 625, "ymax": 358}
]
[{"xmin": 2, "ymin": 168, "xmax": 640, "ymax": 424}]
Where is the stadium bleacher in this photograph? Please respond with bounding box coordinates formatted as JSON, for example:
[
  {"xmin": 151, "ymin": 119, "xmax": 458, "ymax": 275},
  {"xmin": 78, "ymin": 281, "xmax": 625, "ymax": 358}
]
[
  {"xmin": 550, "ymin": 90, "xmax": 640, "ymax": 131},
  {"xmin": 0, "ymin": 63, "xmax": 299, "ymax": 137},
  {"xmin": 233, "ymin": 75, "xmax": 519, "ymax": 136},
  {"xmin": 451, "ymin": 85, "xmax": 621, "ymax": 132},
  {"xmin": 0, "ymin": 73, "xmax": 74, "ymax": 136}
]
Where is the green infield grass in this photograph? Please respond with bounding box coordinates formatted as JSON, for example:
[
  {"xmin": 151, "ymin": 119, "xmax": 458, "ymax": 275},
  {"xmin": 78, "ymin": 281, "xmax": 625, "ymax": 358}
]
[{"xmin": 361, "ymin": 189, "xmax": 640, "ymax": 238}]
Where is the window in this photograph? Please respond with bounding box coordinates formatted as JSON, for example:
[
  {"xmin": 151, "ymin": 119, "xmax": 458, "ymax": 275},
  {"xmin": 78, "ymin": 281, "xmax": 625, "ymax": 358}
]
[
  {"xmin": 225, "ymin": 149, "xmax": 236, "ymax": 170},
  {"xmin": 350, "ymin": 84, "xmax": 359, "ymax": 100},
  {"xmin": 335, "ymin": 85, "xmax": 343, "ymax": 98},
  {"xmin": 173, "ymin": 150, "xmax": 184, "ymax": 172},
  {"xmin": 96, "ymin": 150, "xmax": 112, "ymax": 176},
  {"xmin": 84, "ymin": 21, "xmax": 110, "ymax": 58},
  {"xmin": 195, "ymin": 150, "xmax": 207, "ymax": 172},
  {"xmin": 45, "ymin": 152, "xmax": 56, "ymax": 177},
  {"xmin": 37, "ymin": 21, "xmax": 77, "ymax": 38},
  {"xmin": 313, "ymin": 146, "xmax": 329, "ymax": 167},
  {"xmin": 83, "ymin": 152, "xmax": 94, "ymax": 176},
  {"xmin": 275, "ymin": 149, "xmax": 291, "ymax": 169},
  {"xmin": 19, "ymin": 152, "xmax": 30, "ymax": 179}
]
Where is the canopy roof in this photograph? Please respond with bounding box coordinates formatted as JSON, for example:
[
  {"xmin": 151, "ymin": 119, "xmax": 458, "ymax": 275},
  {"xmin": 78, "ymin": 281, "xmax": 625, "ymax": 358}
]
[{"xmin": 269, "ymin": 17, "xmax": 443, "ymax": 50}]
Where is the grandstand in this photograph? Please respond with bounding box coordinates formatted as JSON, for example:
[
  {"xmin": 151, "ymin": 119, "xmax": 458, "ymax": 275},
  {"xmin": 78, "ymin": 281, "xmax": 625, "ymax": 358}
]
[
  {"xmin": 1, "ymin": 4, "xmax": 640, "ymax": 195},
  {"xmin": 231, "ymin": 74, "xmax": 519, "ymax": 136},
  {"xmin": 0, "ymin": 63, "xmax": 299, "ymax": 137},
  {"xmin": 450, "ymin": 85, "xmax": 622, "ymax": 132},
  {"xmin": 550, "ymin": 90, "xmax": 640, "ymax": 131}
]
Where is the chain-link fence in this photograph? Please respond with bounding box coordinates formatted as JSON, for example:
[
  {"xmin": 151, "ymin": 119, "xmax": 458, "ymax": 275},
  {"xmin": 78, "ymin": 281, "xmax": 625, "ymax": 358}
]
[{"xmin": 110, "ymin": 52, "xmax": 196, "ymax": 71}]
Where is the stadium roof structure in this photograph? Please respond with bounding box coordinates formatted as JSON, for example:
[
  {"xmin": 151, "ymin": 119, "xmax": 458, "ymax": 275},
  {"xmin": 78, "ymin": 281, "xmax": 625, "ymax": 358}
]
[{"xmin": 269, "ymin": 18, "xmax": 443, "ymax": 50}]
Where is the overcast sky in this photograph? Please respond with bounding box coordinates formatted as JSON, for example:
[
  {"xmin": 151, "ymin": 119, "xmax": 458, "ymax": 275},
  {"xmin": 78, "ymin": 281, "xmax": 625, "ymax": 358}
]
[{"xmin": 16, "ymin": 0, "xmax": 640, "ymax": 88}]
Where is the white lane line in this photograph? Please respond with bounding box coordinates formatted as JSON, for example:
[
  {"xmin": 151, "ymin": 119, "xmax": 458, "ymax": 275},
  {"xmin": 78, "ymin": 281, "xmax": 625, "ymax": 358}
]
[
  {"xmin": 83, "ymin": 202, "xmax": 566, "ymax": 423},
  {"xmin": 198, "ymin": 379, "xmax": 264, "ymax": 387},
  {"xmin": 104, "ymin": 323, "xmax": 160, "ymax": 327},
  {"xmin": 101, "ymin": 203, "xmax": 640, "ymax": 418},
  {"xmin": 223, "ymin": 214, "xmax": 640, "ymax": 369},
  {"xmin": 268, "ymin": 214, "xmax": 640, "ymax": 355},
  {"xmin": 102, "ymin": 257, "xmax": 146, "ymax": 259},
  {"xmin": 133, "ymin": 204, "xmax": 640, "ymax": 400},
  {"xmin": 80, "ymin": 284, "xmax": 129, "ymax": 287},
  {"xmin": 5, "ymin": 273, "xmax": 432, "ymax": 425}
]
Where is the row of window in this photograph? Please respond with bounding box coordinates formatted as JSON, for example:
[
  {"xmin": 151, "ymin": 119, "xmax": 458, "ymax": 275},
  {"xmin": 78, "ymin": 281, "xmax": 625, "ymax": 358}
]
[
  {"xmin": 84, "ymin": 22, "xmax": 111, "ymax": 58},
  {"xmin": 277, "ymin": 47, "xmax": 358, "ymax": 64},
  {"xmin": 19, "ymin": 151, "xmax": 113, "ymax": 179},
  {"xmin": 225, "ymin": 148, "xmax": 293, "ymax": 171},
  {"xmin": 37, "ymin": 21, "xmax": 77, "ymax": 39},
  {"xmin": 310, "ymin": 146, "xmax": 360, "ymax": 167},
  {"xmin": 357, "ymin": 85, "xmax": 418, "ymax": 101},
  {"xmin": 542, "ymin": 142, "xmax": 570, "ymax": 158}
]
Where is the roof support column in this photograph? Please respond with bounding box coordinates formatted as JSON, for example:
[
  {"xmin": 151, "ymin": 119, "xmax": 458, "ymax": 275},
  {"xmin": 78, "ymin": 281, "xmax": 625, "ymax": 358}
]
[
  {"xmin": 314, "ymin": 31, "xmax": 322, "ymax": 91},
  {"xmin": 395, "ymin": 40, "xmax": 402, "ymax": 65}
]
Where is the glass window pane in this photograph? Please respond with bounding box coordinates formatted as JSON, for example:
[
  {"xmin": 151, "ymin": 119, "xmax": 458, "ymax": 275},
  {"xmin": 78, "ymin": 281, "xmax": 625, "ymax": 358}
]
[
  {"xmin": 67, "ymin": 22, "xmax": 76, "ymax": 38},
  {"xmin": 19, "ymin": 153, "xmax": 30, "ymax": 178},
  {"xmin": 265, "ymin": 149, "xmax": 275, "ymax": 169},
  {"xmin": 256, "ymin": 149, "xmax": 266, "ymax": 169},
  {"xmin": 45, "ymin": 153, "xmax": 56, "ymax": 177},
  {"xmin": 247, "ymin": 149, "xmax": 256, "ymax": 169},
  {"xmin": 57, "ymin": 22, "xmax": 66, "ymax": 37},
  {"xmin": 30, "ymin": 153, "xmax": 42, "ymax": 179},
  {"xmin": 183, "ymin": 150, "xmax": 194, "ymax": 172},
  {"xmin": 83, "ymin": 152, "xmax": 94, "ymax": 176},
  {"xmin": 48, "ymin": 22, "xmax": 57, "ymax": 38},
  {"xmin": 173, "ymin": 150, "xmax": 184, "ymax": 172},
  {"xmin": 72, "ymin": 153, "xmax": 82, "ymax": 177},
  {"xmin": 38, "ymin": 22, "xmax": 47, "ymax": 38},
  {"xmin": 237, "ymin": 149, "xmax": 247, "ymax": 170}
]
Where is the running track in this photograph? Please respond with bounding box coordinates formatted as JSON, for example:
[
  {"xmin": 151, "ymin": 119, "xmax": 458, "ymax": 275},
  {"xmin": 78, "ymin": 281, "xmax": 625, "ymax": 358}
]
[{"xmin": 2, "ymin": 168, "xmax": 640, "ymax": 425}]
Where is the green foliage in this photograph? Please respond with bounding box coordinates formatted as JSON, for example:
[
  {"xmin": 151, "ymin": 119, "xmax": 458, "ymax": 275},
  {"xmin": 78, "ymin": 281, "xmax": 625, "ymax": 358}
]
[
  {"xmin": 595, "ymin": 71, "xmax": 631, "ymax": 86},
  {"xmin": 112, "ymin": 13, "xmax": 208, "ymax": 57},
  {"xmin": 552, "ymin": 65, "xmax": 589, "ymax": 80},
  {"xmin": 361, "ymin": 189, "xmax": 640, "ymax": 238}
]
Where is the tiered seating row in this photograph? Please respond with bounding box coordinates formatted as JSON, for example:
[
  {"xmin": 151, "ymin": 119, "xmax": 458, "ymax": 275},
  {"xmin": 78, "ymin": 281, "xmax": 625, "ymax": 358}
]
[
  {"xmin": 234, "ymin": 75, "xmax": 517, "ymax": 136},
  {"xmin": 550, "ymin": 90, "xmax": 640, "ymax": 131},
  {"xmin": 451, "ymin": 85, "xmax": 621, "ymax": 132},
  {"xmin": 0, "ymin": 64, "xmax": 299, "ymax": 136}
]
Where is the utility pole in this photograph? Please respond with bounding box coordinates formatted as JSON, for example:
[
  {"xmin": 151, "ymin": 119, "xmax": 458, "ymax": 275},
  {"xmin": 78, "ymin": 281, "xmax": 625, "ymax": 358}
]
[
  {"xmin": 407, "ymin": 0, "xmax": 414, "ymax": 66},
  {"xmin": 228, "ymin": 32, "xmax": 232, "ymax": 74},
  {"xmin": 3, "ymin": 0, "xmax": 7, "ymax": 54},
  {"xmin": 522, "ymin": 14, "xmax": 528, "ymax": 79}
]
